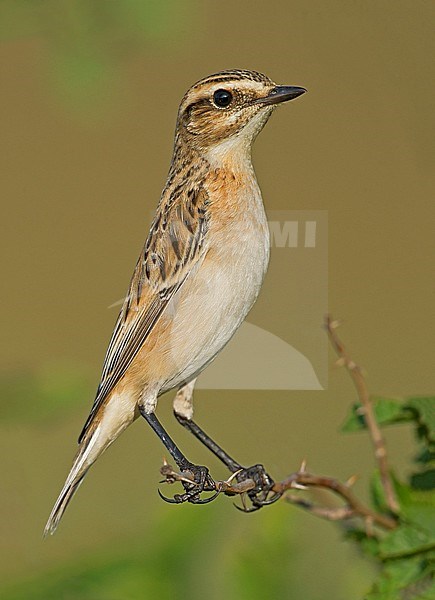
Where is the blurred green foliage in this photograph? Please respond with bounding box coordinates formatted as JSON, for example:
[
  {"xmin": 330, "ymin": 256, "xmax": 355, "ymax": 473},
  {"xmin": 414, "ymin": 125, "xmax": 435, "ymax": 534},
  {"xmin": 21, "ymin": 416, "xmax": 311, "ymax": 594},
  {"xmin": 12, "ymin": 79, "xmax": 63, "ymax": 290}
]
[
  {"xmin": 342, "ymin": 397, "xmax": 435, "ymax": 599},
  {"xmin": 1, "ymin": 501, "xmax": 298, "ymax": 600},
  {"xmin": 0, "ymin": 0, "xmax": 196, "ymax": 111},
  {"xmin": 0, "ymin": 363, "xmax": 91, "ymax": 425}
]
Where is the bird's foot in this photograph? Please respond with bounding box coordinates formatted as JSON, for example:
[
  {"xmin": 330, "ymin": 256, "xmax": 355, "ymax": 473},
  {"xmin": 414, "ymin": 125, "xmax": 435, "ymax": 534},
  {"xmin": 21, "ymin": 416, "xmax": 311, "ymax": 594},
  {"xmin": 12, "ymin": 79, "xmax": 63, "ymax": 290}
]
[
  {"xmin": 159, "ymin": 461, "xmax": 220, "ymax": 505},
  {"xmin": 230, "ymin": 464, "xmax": 281, "ymax": 512}
]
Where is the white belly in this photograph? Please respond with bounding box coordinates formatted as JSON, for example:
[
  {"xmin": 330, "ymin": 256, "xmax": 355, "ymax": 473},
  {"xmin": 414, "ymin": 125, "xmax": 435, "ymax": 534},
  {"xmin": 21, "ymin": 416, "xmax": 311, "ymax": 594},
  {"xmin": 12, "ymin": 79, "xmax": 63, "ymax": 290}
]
[{"xmin": 160, "ymin": 196, "xmax": 270, "ymax": 393}]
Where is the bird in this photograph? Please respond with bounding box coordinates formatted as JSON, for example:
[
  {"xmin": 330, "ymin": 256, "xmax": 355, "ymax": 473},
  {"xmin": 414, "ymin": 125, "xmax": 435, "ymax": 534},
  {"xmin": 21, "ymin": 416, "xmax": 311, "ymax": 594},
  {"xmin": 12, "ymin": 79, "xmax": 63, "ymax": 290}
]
[{"xmin": 44, "ymin": 69, "xmax": 306, "ymax": 535}]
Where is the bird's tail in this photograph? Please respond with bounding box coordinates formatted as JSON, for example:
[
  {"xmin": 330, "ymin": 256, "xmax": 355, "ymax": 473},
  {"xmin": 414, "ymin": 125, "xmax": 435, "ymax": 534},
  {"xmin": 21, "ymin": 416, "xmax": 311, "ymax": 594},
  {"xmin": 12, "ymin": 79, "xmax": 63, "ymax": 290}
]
[
  {"xmin": 44, "ymin": 421, "xmax": 103, "ymax": 537},
  {"xmin": 44, "ymin": 390, "xmax": 137, "ymax": 536}
]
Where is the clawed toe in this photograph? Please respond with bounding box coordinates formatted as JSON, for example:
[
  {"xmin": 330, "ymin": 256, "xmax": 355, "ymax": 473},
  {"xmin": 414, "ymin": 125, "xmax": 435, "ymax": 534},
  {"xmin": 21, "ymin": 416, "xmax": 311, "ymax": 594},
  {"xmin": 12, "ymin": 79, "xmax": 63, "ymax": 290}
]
[
  {"xmin": 158, "ymin": 460, "xmax": 280, "ymax": 510},
  {"xmin": 231, "ymin": 463, "xmax": 281, "ymax": 511},
  {"xmin": 159, "ymin": 462, "xmax": 220, "ymax": 505}
]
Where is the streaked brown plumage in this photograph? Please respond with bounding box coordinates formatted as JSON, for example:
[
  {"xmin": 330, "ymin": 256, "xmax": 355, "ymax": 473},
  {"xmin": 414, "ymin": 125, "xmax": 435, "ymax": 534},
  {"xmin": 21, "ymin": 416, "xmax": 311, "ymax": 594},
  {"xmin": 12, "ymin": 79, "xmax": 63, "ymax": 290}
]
[{"xmin": 45, "ymin": 69, "xmax": 306, "ymax": 535}]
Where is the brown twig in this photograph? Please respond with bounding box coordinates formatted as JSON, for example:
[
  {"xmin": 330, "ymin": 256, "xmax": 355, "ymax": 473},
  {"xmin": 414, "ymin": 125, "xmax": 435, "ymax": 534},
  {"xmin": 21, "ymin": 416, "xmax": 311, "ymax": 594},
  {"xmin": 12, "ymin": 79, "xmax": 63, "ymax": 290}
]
[
  {"xmin": 272, "ymin": 470, "xmax": 396, "ymax": 530},
  {"xmin": 325, "ymin": 315, "xmax": 400, "ymax": 514},
  {"xmin": 159, "ymin": 462, "xmax": 397, "ymax": 530},
  {"xmin": 160, "ymin": 461, "xmax": 255, "ymax": 495}
]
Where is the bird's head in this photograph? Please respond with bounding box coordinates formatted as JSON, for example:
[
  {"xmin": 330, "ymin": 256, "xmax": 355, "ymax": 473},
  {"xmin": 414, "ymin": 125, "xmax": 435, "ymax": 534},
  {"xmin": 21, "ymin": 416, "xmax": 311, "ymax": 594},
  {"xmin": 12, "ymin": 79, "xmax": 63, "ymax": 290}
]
[{"xmin": 175, "ymin": 69, "xmax": 306, "ymax": 160}]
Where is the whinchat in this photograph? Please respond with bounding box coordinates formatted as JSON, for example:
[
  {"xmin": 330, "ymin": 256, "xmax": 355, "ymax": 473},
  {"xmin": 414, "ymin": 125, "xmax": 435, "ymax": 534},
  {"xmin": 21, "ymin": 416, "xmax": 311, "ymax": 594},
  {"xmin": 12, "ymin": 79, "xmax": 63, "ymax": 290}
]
[{"xmin": 45, "ymin": 69, "xmax": 306, "ymax": 535}]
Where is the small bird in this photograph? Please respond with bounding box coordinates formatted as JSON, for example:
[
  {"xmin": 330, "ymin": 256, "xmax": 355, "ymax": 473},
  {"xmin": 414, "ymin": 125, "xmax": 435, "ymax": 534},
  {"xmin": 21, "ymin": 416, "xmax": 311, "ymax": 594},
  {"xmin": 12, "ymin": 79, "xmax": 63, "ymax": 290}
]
[{"xmin": 44, "ymin": 69, "xmax": 306, "ymax": 535}]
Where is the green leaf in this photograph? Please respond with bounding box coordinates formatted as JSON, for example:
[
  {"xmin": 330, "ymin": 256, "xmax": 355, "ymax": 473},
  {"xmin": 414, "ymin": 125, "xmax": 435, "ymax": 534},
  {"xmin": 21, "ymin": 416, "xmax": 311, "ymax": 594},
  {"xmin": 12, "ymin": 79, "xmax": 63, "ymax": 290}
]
[
  {"xmin": 415, "ymin": 447, "xmax": 435, "ymax": 466},
  {"xmin": 345, "ymin": 529, "xmax": 381, "ymax": 557},
  {"xmin": 406, "ymin": 398, "xmax": 435, "ymax": 443},
  {"xmin": 371, "ymin": 469, "xmax": 390, "ymax": 513},
  {"xmin": 379, "ymin": 525, "xmax": 435, "ymax": 559},
  {"xmin": 341, "ymin": 397, "xmax": 412, "ymax": 432},
  {"xmin": 394, "ymin": 476, "xmax": 432, "ymax": 506},
  {"xmin": 340, "ymin": 403, "xmax": 362, "ymax": 432},
  {"xmin": 366, "ymin": 555, "xmax": 435, "ymax": 600},
  {"xmin": 392, "ymin": 475, "xmax": 435, "ymax": 534},
  {"xmin": 411, "ymin": 469, "xmax": 435, "ymax": 491}
]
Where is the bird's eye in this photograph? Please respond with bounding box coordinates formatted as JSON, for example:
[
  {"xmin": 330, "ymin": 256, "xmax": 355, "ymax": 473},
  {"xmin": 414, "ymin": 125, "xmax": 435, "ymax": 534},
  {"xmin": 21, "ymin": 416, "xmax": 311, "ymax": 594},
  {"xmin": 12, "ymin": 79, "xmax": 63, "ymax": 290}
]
[{"xmin": 213, "ymin": 89, "xmax": 233, "ymax": 108}]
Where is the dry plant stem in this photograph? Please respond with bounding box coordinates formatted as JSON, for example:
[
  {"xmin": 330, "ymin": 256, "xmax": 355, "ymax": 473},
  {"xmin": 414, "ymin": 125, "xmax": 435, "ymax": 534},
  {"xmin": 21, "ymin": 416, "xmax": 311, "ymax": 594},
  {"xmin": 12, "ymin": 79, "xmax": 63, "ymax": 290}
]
[
  {"xmin": 159, "ymin": 463, "xmax": 397, "ymax": 530},
  {"xmin": 160, "ymin": 462, "xmax": 254, "ymax": 495},
  {"xmin": 325, "ymin": 315, "xmax": 400, "ymax": 514},
  {"xmin": 273, "ymin": 472, "xmax": 396, "ymax": 530},
  {"xmin": 285, "ymin": 495, "xmax": 354, "ymax": 521}
]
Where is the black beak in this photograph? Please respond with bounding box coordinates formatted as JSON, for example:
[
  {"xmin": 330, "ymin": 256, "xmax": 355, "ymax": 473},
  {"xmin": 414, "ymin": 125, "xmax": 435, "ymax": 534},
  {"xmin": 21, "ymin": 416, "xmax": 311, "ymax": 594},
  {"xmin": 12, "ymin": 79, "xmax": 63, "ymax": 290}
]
[{"xmin": 255, "ymin": 85, "xmax": 307, "ymax": 106}]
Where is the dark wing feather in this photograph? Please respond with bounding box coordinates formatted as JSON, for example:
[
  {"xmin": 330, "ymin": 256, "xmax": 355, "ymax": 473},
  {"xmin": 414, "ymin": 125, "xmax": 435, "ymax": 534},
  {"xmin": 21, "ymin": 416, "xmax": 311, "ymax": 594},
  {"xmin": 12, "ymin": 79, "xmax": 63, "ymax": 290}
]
[{"xmin": 78, "ymin": 186, "xmax": 209, "ymax": 442}]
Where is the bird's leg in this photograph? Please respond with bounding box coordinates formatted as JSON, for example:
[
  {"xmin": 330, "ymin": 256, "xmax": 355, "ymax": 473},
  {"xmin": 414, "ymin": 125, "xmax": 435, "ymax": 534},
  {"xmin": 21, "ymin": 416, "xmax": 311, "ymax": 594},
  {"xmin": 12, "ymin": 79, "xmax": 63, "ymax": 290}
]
[
  {"xmin": 139, "ymin": 406, "xmax": 218, "ymax": 505},
  {"xmin": 173, "ymin": 382, "xmax": 280, "ymax": 509}
]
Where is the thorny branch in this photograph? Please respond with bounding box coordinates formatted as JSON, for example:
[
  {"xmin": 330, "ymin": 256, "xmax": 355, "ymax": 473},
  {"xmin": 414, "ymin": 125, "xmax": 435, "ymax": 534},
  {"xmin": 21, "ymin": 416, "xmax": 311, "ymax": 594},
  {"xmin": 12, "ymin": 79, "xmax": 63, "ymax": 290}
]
[
  {"xmin": 276, "ymin": 468, "xmax": 396, "ymax": 530},
  {"xmin": 325, "ymin": 315, "xmax": 399, "ymax": 514},
  {"xmin": 160, "ymin": 316, "xmax": 399, "ymax": 532},
  {"xmin": 160, "ymin": 460, "xmax": 397, "ymax": 531}
]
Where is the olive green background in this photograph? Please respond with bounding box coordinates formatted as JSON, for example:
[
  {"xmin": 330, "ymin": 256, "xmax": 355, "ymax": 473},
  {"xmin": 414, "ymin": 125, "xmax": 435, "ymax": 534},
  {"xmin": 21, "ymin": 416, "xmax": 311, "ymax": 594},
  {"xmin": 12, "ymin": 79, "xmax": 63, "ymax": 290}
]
[{"xmin": 1, "ymin": 1, "xmax": 434, "ymax": 598}]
